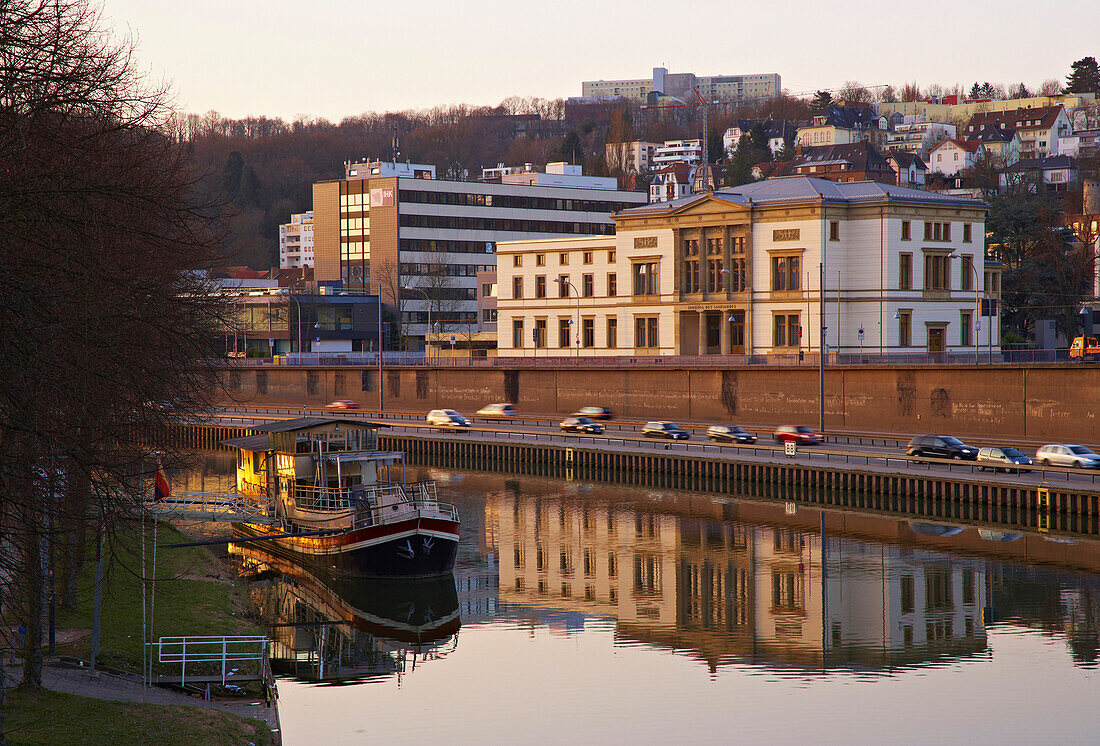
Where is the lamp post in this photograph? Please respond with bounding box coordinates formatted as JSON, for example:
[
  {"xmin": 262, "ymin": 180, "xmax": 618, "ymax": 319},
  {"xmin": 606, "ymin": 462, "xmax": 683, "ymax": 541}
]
[
  {"xmin": 556, "ymin": 278, "xmax": 581, "ymax": 358},
  {"xmin": 950, "ymin": 253, "xmax": 981, "ymax": 362},
  {"xmin": 403, "ymin": 285, "xmax": 432, "ymax": 358},
  {"xmin": 279, "ymin": 290, "xmax": 304, "ymax": 361},
  {"xmin": 818, "ymin": 261, "xmax": 826, "ymax": 435}
]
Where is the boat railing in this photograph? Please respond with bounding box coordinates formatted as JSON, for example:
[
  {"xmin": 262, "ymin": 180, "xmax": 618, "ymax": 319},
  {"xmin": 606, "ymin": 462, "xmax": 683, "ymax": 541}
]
[{"xmin": 291, "ymin": 482, "xmax": 458, "ymax": 526}]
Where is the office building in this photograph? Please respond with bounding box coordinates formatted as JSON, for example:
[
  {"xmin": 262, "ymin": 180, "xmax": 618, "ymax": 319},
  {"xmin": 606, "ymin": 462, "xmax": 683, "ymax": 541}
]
[{"xmin": 583, "ymin": 67, "xmax": 781, "ymax": 105}]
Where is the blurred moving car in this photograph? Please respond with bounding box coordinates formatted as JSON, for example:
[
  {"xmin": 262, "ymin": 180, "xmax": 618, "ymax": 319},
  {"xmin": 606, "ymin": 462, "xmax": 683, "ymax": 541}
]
[
  {"xmin": 905, "ymin": 435, "xmax": 977, "ymax": 460},
  {"xmin": 560, "ymin": 417, "xmax": 604, "ymax": 434},
  {"xmin": 426, "ymin": 409, "xmax": 470, "ymax": 428},
  {"xmin": 325, "ymin": 400, "xmax": 359, "ymax": 409},
  {"xmin": 642, "ymin": 421, "xmax": 690, "ymax": 440},
  {"xmin": 707, "ymin": 425, "xmax": 757, "ymax": 444},
  {"xmin": 476, "ymin": 403, "xmax": 515, "ymax": 418},
  {"xmin": 774, "ymin": 426, "xmax": 821, "ymax": 444},
  {"xmin": 976, "ymin": 446, "xmax": 1033, "ymax": 473},
  {"xmin": 573, "ymin": 406, "xmax": 613, "ymax": 420},
  {"xmin": 1035, "ymin": 444, "xmax": 1100, "ymax": 468}
]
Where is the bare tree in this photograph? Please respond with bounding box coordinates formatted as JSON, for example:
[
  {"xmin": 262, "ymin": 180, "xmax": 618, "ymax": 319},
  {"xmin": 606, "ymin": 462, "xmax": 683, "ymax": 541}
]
[
  {"xmin": 837, "ymin": 81, "xmax": 873, "ymax": 104},
  {"xmin": 369, "ymin": 258, "xmax": 409, "ymax": 349},
  {"xmin": 1039, "ymin": 79, "xmax": 1064, "ymax": 96},
  {"xmin": 0, "ymin": 0, "xmax": 229, "ymax": 718}
]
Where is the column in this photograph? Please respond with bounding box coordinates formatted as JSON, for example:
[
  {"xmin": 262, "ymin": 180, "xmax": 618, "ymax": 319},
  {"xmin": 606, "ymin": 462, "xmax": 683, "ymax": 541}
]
[
  {"xmin": 720, "ymin": 311, "xmax": 731, "ymax": 354},
  {"xmin": 698, "ymin": 311, "xmax": 707, "ymax": 355}
]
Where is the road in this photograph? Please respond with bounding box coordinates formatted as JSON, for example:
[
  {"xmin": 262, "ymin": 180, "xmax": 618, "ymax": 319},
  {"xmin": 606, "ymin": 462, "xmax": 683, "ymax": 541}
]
[{"xmin": 203, "ymin": 404, "xmax": 1100, "ymax": 492}]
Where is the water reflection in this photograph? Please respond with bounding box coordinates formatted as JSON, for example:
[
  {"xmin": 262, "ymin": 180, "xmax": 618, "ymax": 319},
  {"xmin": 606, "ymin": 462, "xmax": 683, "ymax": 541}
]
[{"xmin": 231, "ymin": 543, "xmax": 460, "ymax": 684}]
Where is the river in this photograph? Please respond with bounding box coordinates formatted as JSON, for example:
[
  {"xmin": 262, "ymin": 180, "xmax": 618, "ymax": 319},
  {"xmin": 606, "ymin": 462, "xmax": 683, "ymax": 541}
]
[{"xmin": 186, "ymin": 453, "xmax": 1100, "ymax": 744}]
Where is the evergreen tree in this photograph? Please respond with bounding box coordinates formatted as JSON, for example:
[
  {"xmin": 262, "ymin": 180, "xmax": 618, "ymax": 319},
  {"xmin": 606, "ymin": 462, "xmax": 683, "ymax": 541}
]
[
  {"xmin": 809, "ymin": 90, "xmax": 833, "ymax": 115},
  {"xmin": 219, "ymin": 150, "xmax": 244, "ymax": 201},
  {"xmin": 558, "ymin": 130, "xmax": 583, "ymax": 164},
  {"xmin": 236, "ymin": 164, "xmax": 260, "ymax": 208},
  {"xmin": 968, "ymin": 82, "xmax": 982, "ymax": 99},
  {"xmin": 1067, "ymin": 57, "xmax": 1100, "ymax": 94}
]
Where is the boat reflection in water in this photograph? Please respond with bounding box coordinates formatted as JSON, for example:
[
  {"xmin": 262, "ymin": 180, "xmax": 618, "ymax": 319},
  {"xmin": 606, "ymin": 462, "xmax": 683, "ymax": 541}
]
[{"xmin": 230, "ymin": 542, "xmax": 460, "ymax": 684}]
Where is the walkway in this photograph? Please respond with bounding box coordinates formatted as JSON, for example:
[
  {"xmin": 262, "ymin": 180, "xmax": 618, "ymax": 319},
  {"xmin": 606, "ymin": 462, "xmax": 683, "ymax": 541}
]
[{"xmin": 4, "ymin": 661, "xmax": 280, "ymax": 744}]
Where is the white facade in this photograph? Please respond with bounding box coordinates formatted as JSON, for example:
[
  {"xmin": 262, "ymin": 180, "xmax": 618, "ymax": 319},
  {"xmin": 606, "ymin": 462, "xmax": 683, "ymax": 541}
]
[
  {"xmin": 582, "ymin": 67, "xmax": 780, "ymax": 104},
  {"xmin": 279, "ymin": 211, "xmax": 314, "ymax": 269},
  {"xmin": 652, "ymin": 140, "xmax": 703, "ymax": 168},
  {"xmin": 885, "ymin": 119, "xmax": 957, "ymax": 159},
  {"xmin": 605, "ymin": 141, "xmax": 661, "ymax": 173},
  {"xmin": 928, "ymin": 140, "xmax": 984, "ymax": 176},
  {"xmin": 497, "ymin": 178, "xmax": 997, "ymax": 359}
]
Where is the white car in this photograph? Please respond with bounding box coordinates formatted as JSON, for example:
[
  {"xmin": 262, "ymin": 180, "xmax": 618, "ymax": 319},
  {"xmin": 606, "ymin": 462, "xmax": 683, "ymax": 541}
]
[
  {"xmin": 426, "ymin": 409, "xmax": 469, "ymax": 428},
  {"xmin": 476, "ymin": 403, "xmax": 515, "ymax": 418},
  {"xmin": 1035, "ymin": 444, "xmax": 1100, "ymax": 468}
]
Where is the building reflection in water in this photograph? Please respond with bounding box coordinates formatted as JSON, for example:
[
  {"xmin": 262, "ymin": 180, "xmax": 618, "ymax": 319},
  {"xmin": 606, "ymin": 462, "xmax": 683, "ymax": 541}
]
[
  {"xmin": 231, "ymin": 543, "xmax": 460, "ymax": 684},
  {"xmin": 490, "ymin": 489, "xmax": 989, "ymax": 673}
]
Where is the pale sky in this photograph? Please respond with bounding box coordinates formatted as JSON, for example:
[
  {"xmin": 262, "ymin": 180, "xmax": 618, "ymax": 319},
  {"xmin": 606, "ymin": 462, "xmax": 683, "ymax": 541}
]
[{"xmin": 100, "ymin": 0, "xmax": 1100, "ymax": 122}]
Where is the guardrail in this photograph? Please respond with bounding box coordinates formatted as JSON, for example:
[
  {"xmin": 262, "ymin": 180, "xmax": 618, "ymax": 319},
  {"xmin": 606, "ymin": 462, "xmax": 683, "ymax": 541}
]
[{"xmin": 151, "ymin": 635, "xmax": 268, "ymax": 687}]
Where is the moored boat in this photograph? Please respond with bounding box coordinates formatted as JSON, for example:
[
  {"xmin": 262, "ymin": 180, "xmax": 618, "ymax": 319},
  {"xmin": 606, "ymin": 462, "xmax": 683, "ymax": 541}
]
[{"xmin": 225, "ymin": 417, "xmax": 460, "ymax": 578}]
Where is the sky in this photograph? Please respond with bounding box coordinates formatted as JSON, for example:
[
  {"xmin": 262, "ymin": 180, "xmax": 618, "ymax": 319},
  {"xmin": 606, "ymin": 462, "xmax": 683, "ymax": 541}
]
[{"xmin": 99, "ymin": 0, "xmax": 1100, "ymax": 122}]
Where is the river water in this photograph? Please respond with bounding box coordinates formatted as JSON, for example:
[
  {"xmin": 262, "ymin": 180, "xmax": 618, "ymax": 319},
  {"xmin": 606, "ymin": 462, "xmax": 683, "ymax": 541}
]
[{"xmin": 186, "ymin": 455, "xmax": 1100, "ymax": 744}]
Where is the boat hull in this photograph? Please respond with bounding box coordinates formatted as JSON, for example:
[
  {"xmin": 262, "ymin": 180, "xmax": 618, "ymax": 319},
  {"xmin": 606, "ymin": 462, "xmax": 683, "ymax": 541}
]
[{"xmin": 234, "ymin": 516, "xmax": 459, "ymax": 579}]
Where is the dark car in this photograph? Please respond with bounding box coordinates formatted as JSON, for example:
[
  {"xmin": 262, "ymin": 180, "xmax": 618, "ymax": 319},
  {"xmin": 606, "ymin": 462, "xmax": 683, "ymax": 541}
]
[
  {"xmin": 977, "ymin": 447, "xmax": 1033, "ymax": 473},
  {"xmin": 573, "ymin": 406, "xmax": 613, "ymax": 420},
  {"xmin": 642, "ymin": 421, "xmax": 689, "ymax": 440},
  {"xmin": 707, "ymin": 425, "xmax": 757, "ymax": 444},
  {"xmin": 774, "ymin": 426, "xmax": 821, "ymax": 444},
  {"xmin": 906, "ymin": 435, "xmax": 978, "ymax": 460},
  {"xmin": 560, "ymin": 417, "xmax": 604, "ymax": 435}
]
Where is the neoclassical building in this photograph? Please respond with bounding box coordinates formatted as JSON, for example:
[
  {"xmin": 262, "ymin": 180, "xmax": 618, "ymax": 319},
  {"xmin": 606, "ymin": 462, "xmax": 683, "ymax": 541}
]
[{"xmin": 496, "ymin": 177, "xmax": 998, "ymax": 358}]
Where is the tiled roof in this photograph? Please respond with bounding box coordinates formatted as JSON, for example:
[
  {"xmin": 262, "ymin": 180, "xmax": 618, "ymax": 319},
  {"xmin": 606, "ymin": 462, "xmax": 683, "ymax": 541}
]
[
  {"xmin": 932, "ymin": 138, "xmax": 982, "ymax": 154},
  {"xmin": 966, "ymin": 105, "xmax": 1065, "ymax": 133},
  {"xmin": 1003, "ymin": 155, "xmax": 1077, "ymax": 173}
]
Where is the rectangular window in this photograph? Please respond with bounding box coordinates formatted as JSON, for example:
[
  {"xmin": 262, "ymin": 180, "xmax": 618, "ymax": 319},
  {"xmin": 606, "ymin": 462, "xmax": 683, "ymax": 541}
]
[
  {"xmin": 582, "ymin": 318, "xmax": 594, "ymax": 348},
  {"xmin": 648, "ymin": 317, "xmax": 658, "ymax": 347},
  {"xmin": 771, "ymin": 255, "xmax": 801, "ymax": 291},
  {"xmin": 961, "ymin": 311, "xmax": 972, "ymax": 346},
  {"xmin": 582, "ymin": 274, "xmax": 594, "ymax": 297},
  {"xmin": 683, "ymin": 257, "xmax": 700, "ymax": 293},
  {"xmin": 943, "ymin": 222, "xmax": 951, "ymax": 241},
  {"xmin": 773, "ymin": 314, "xmax": 800, "ymax": 347},
  {"xmin": 924, "ymin": 253, "xmax": 950, "ymax": 290},
  {"xmin": 558, "ymin": 275, "xmax": 569, "ymax": 298},
  {"xmin": 535, "ymin": 275, "xmax": 546, "ymax": 299},
  {"xmin": 608, "ymin": 250, "xmax": 616, "ymax": 263},
  {"xmin": 898, "ymin": 310, "xmax": 911, "ymax": 346},
  {"xmin": 633, "ymin": 262, "xmax": 659, "ymax": 295},
  {"xmin": 559, "ymin": 252, "xmax": 569, "ymax": 265},
  {"xmin": 534, "ymin": 318, "xmax": 546, "ymax": 348},
  {"xmin": 901, "ymin": 221, "xmax": 911, "ymax": 240},
  {"xmin": 634, "ymin": 316, "xmax": 659, "ymax": 348},
  {"xmin": 482, "ymin": 283, "xmax": 492, "ymax": 297},
  {"xmin": 512, "ymin": 276, "xmax": 523, "ymax": 299},
  {"xmin": 933, "ymin": 222, "xmax": 942, "ymax": 241},
  {"xmin": 963, "ymin": 223, "xmax": 972, "ymax": 243},
  {"xmin": 900, "ymin": 576, "xmax": 914, "ymax": 613},
  {"xmin": 961, "ymin": 255, "xmax": 974, "ymax": 291},
  {"xmin": 512, "ymin": 319, "xmax": 524, "ymax": 348},
  {"xmin": 899, "ymin": 253, "xmax": 912, "ymax": 290},
  {"xmin": 707, "ymin": 259, "xmax": 724, "ymax": 292},
  {"xmin": 536, "ymin": 253, "xmax": 545, "ymax": 266},
  {"xmin": 607, "ymin": 317, "xmax": 617, "ymax": 348},
  {"xmin": 924, "ymin": 221, "xmax": 932, "ymax": 241},
  {"xmin": 608, "ymin": 273, "xmax": 617, "ymax": 296},
  {"xmin": 583, "ymin": 251, "xmax": 593, "ymax": 264},
  {"xmin": 829, "ymin": 221, "xmax": 839, "ymax": 241},
  {"xmin": 707, "ymin": 237, "xmax": 723, "ymax": 255},
  {"xmin": 635, "ymin": 317, "xmax": 646, "ymax": 348},
  {"xmin": 558, "ymin": 318, "xmax": 571, "ymax": 348},
  {"xmin": 513, "ymin": 255, "xmax": 522, "ymax": 267}
]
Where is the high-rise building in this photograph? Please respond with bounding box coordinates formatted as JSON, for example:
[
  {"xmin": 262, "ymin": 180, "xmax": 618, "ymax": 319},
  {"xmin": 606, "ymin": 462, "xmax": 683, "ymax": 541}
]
[
  {"xmin": 278, "ymin": 211, "xmax": 314, "ymax": 269},
  {"xmin": 310, "ymin": 161, "xmax": 647, "ymax": 348}
]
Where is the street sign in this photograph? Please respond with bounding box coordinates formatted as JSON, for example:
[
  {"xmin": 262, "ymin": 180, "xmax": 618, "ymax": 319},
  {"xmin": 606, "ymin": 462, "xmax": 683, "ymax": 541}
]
[
  {"xmin": 858, "ymin": 327, "xmax": 865, "ymax": 341},
  {"xmin": 784, "ymin": 441, "xmax": 797, "ymax": 457},
  {"xmin": 784, "ymin": 502, "xmax": 797, "ymax": 515},
  {"xmin": 450, "ymin": 335, "xmax": 455, "ymax": 343}
]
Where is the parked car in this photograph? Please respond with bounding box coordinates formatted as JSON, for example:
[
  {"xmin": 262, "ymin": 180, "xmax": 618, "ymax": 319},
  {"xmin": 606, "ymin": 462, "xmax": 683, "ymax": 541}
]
[
  {"xmin": 325, "ymin": 400, "xmax": 359, "ymax": 410},
  {"xmin": 707, "ymin": 425, "xmax": 757, "ymax": 444},
  {"xmin": 1035, "ymin": 444, "xmax": 1100, "ymax": 468},
  {"xmin": 977, "ymin": 447, "xmax": 1033, "ymax": 473},
  {"xmin": 573, "ymin": 406, "xmax": 613, "ymax": 420},
  {"xmin": 642, "ymin": 421, "xmax": 690, "ymax": 440},
  {"xmin": 560, "ymin": 417, "xmax": 604, "ymax": 435},
  {"xmin": 426, "ymin": 409, "xmax": 469, "ymax": 428},
  {"xmin": 774, "ymin": 426, "xmax": 821, "ymax": 444},
  {"xmin": 906, "ymin": 435, "xmax": 978, "ymax": 460},
  {"xmin": 476, "ymin": 403, "xmax": 515, "ymax": 418}
]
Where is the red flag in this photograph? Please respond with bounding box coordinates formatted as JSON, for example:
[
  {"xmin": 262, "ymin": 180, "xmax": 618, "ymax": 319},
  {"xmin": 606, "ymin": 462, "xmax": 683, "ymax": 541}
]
[{"xmin": 154, "ymin": 467, "xmax": 170, "ymax": 500}]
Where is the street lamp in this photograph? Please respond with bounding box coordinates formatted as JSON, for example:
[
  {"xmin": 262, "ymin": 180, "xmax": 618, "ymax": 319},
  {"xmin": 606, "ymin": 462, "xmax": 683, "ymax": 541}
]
[
  {"xmin": 556, "ymin": 278, "xmax": 581, "ymax": 358},
  {"xmin": 403, "ymin": 285, "xmax": 432, "ymax": 357},
  {"xmin": 949, "ymin": 253, "xmax": 981, "ymax": 362},
  {"xmin": 278, "ymin": 290, "xmax": 304, "ymax": 361}
]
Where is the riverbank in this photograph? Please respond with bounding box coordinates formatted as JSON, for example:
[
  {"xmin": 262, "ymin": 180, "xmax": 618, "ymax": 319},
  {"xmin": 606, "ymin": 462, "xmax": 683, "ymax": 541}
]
[{"xmin": 3, "ymin": 520, "xmax": 277, "ymax": 744}]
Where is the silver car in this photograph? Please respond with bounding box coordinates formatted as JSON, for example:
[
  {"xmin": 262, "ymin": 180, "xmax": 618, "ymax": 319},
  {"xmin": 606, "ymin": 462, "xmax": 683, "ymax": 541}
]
[{"xmin": 1035, "ymin": 444, "xmax": 1100, "ymax": 468}]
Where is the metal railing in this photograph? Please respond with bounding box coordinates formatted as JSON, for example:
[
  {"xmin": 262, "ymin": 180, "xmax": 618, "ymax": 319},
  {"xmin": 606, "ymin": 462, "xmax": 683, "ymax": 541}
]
[
  {"xmin": 147, "ymin": 490, "xmax": 276, "ymax": 524},
  {"xmin": 290, "ymin": 481, "xmax": 458, "ymax": 527},
  {"xmin": 222, "ymin": 347, "xmax": 1090, "ymax": 368},
  {"xmin": 151, "ymin": 635, "xmax": 268, "ymax": 687}
]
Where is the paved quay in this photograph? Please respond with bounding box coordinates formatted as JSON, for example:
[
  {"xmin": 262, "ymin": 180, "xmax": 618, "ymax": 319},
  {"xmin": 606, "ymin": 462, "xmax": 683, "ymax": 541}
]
[{"xmin": 4, "ymin": 661, "xmax": 280, "ymax": 744}]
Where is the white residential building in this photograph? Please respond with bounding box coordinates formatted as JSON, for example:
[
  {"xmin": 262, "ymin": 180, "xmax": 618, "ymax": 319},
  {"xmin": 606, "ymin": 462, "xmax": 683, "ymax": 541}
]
[
  {"xmin": 583, "ymin": 67, "xmax": 781, "ymax": 105},
  {"xmin": 497, "ymin": 177, "xmax": 997, "ymax": 358},
  {"xmin": 928, "ymin": 139, "xmax": 985, "ymax": 177},
  {"xmin": 885, "ymin": 119, "xmax": 957, "ymax": 159},
  {"xmin": 279, "ymin": 211, "xmax": 315, "ymax": 269},
  {"xmin": 605, "ymin": 141, "xmax": 661, "ymax": 174},
  {"xmin": 652, "ymin": 139, "xmax": 703, "ymax": 168}
]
